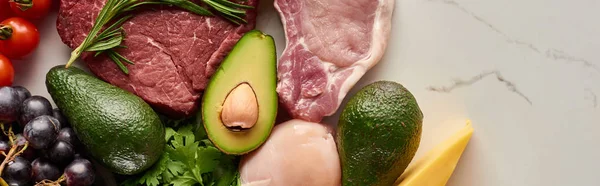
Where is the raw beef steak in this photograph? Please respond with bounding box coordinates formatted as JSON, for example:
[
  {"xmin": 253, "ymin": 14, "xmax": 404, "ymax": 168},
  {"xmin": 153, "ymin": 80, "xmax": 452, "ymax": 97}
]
[
  {"xmin": 57, "ymin": 0, "xmax": 258, "ymax": 117},
  {"xmin": 274, "ymin": 0, "xmax": 395, "ymax": 122}
]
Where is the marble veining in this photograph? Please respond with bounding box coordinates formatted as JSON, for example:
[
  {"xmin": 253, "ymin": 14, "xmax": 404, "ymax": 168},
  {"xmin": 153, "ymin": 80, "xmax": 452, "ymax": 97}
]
[
  {"xmin": 427, "ymin": 70, "xmax": 532, "ymax": 105},
  {"xmin": 428, "ymin": 0, "xmax": 598, "ymax": 72}
]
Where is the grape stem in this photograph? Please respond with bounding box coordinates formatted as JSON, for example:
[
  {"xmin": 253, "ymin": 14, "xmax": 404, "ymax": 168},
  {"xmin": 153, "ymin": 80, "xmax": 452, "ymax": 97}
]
[
  {"xmin": 35, "ymin": 174, "xmax": 65, "ymax": 186},
  {"xmin": 0, "ymin": 124, "xmax": 29, "ymax": 177},
  {"xmin": 0, "ymin": 124, "xmax": 10, "ymax": 139},
  {"xmin": 15, "ymin": 142, "xmax": 28, "ymax": 158},
  {"xmin": 0, "ymin": 123, "xmax": 6, "ymax": 186},
  {"xmin": 0, "ymin": 143, "xmax": 18, "ymax": 176}
]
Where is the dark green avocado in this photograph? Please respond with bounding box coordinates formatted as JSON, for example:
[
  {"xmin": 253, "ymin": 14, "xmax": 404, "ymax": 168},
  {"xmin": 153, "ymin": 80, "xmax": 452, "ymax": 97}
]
[
  {"xmin": 337, "ymin": 81, "xmax": 424, "ymax": 186},
  {"xmin": 46, "ymin": 66, "xmax": 164, "ymax": 175}
]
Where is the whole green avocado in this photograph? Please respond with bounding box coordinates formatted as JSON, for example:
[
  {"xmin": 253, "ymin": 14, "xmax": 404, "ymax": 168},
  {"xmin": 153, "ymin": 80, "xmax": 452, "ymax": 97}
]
[
  {"xmin": 46, "ymin": 66, "xmax": 164, "ymax": 175},
  {"xmin": 337, "ymin": 81, "xmax": 423, "ymax": 186}
]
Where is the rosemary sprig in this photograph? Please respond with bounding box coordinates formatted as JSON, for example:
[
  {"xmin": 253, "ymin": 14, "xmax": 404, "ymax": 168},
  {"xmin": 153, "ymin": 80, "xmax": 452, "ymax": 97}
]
[{"xmin": 65, "ymin": 0, "xmax": 252, "ymax": 74}]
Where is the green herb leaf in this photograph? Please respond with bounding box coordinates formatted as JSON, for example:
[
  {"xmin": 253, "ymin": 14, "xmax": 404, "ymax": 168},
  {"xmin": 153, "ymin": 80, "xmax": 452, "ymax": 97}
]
[
  {"xmin": 121, "ymin": 123, "xmax": 241, "ymax": 186},
  {"xmin": 139, "ymin": 153, "xmax": 169, "ymax": 186},
  {"xmin": 228, "ymin": 172, "xmax": 242, "ymax": 186},
  {"xmin": 111, "ymin": 51, "xmax": 135, "ymax": 65},
  {"xmin": 95, "ymin": 28, "xmax": 123, "ymax": 42},
  {"xmin": 171, "ymin": 172, "xmax": 198, "ymax": 186},
  {"xmin": 164, "ymin": 161, "xmax": 186, "ymax": 182},
  {"xmin": 170, "ymin": 125, "xmax": 200, "ymax": 167},
  {"xmin": 211, "ymin": 0, "xmax": 253, "ymax": 9},
  {"xmin": 202, "ymin": 0, "xmax": 247, "ymax": 24},
  {"xmin": 165, "ymin": 127, "xmax": 177, "ymax": 141},
  {"xmin": 107, "ymin": 50, "xmax": 129, "ymax": 74},
  {"xmin": 177, "ymin": 125, "xmax": 196, "ymax": 142},
  {"xmin": 214, "ymin": 155, "xmax": 239, "ymax": 186},
  {"xmin": 161, "ymin": 0, "xmax": 213, "ymax": 16},
  {"xmin": 94, "ymin": 50, "xmax": 105, "ymax": 57},
  {"xmin": 104, "ymin": 15, "xmax": 134, "ymax": 34},
  {"xmin": 196, "ymin": 146, "xmax": 222, "ymax": 174},
  {"xmin": 85, "ymin": 34, "xmax": 123, "ymax": 52},
  {"xmin": 204, "ymin": 0, "xmax": 247, "ymax": 15},
  {"xmin": 170, "ymin": 141, "xmax": 198, "ymax": 168}
]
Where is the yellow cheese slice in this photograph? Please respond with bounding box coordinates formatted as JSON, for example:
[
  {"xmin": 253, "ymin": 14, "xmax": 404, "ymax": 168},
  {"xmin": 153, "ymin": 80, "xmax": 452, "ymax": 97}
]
[{"xmin": 396, "ymin": 121, "xmax": 474, "ymax": 186}]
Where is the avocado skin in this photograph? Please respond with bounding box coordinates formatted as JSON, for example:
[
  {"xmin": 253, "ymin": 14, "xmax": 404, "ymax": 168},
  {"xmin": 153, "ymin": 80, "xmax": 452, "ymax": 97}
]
[
  {"xmin": 337, "ymin": 81, "xmax": 423, "ymax": 186},
  {"xmin": 46, "ymin": 66, "xmax": 164, "ymax": 175}
]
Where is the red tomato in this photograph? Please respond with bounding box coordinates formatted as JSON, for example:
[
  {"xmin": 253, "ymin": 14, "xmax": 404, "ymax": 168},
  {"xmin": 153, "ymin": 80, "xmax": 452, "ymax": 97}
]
[
  {"xmin": 0, "ymin": 17, "xmax": 39, "ymax": 59},
  {"xmin": 0, "ymin": 54, "xmax": 14, "ymax": 86},
  {"xmin": 9, "ymin": 0, "xmax": 51, "ymax": 19},
  {"xmin": 0, "ymin": 0, "xmax": 13, "ymax": 21}
]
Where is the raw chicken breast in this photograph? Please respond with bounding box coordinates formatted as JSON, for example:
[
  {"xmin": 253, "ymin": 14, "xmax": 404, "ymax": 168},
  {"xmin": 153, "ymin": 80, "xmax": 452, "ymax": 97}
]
[
  {"xmin": 275, "ymin": 0, "xmax": 395, "ymax": 122},
  {"xmin": 240, "ymin": 119, "xmax": 341, "ymax": 186}
]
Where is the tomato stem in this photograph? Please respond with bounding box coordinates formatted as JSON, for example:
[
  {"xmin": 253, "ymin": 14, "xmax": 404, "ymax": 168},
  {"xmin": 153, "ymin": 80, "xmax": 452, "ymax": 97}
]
[
  {"xmin": 10, "ymin": 0, "xmax": 33, "ymax": 11},
  {"xmin": 0, "ymin": 25, "xmax": 12, "ymax": 40}
]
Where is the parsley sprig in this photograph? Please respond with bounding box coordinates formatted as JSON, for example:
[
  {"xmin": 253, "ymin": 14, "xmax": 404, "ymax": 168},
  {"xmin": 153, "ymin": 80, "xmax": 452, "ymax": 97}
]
[
  {"xmin": 65, "ymin": 0, "xmax": 252, "ymax": 74},
  {"xmin": 121, "ymin": 124, "xmax": 240, "ymax": 186}
]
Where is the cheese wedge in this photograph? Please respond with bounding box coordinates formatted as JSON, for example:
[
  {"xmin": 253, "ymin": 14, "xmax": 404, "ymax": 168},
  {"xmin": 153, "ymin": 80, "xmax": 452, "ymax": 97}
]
[{"xmin": 396, "ymin": 121, "xmax": 474, "ymax": 186}]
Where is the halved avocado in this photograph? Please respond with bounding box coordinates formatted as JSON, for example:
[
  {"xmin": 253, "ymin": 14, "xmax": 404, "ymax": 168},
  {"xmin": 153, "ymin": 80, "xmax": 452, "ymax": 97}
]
[{"xmin": 202, "ymin": 30, "xmax": 277, "ymax": 155}]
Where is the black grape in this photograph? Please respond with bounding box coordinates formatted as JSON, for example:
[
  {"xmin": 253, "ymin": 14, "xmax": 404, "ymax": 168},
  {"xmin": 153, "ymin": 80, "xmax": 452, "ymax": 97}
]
[
  {"xmin": 52, "ymin": 108, "xmax": 70, "ymax": 128},
  {"xmin": 11, "ymin": 86, "xmax": 30, "ymax": 104},
  {"xmin": 2, "ymin": 157, "xmax": 31, "ymax": 185},
  {"xmin": 45, "ymin": 141, "xmax": 74, "ymax": 166},
  {"xmin": 23, "ymin": 116, "xmax": 59, "ymax": 149},
  {"xmin": 0, "ymin": 141, "xmax": 9, "ymax": 162},
  {"xmin": 57, "ymin": 128, "xmax": 81, "ymax": 149},
  {"xmin": 0, "ymin": 141, "xmax": 9, "ymax": 154},
  {"xmin": 31, "ymin": 158, "xmax": 61, "ymax": 182},
  {"xmin": 0, "ymin": 87, "xmax": 21, "ymax": 122},
  {"xmin": 19, "ymin": 96, "xmax": 53, "ymax": 126},
  {"xmin": 64, "ymin": 158, "xmax": 95, "ymax": 186}
]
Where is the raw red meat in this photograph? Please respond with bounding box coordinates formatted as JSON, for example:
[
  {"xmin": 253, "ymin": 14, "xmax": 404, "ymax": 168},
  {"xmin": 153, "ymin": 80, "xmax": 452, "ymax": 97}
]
[{"xmin": 56, "ymin": 0, "xmax": 258, "ymax": 117}]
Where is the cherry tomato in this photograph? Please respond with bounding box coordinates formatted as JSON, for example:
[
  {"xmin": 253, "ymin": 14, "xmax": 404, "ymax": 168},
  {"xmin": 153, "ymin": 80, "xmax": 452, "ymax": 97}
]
[
  {"xmin": 9, "ymin": 0, "xmax": 51, "ymax": 19},
  {"xmin": 0, "ymin": 55, "xmax": 14, "ymax": 86},
  {"xmin": 0, "ymin": 17, "xmax": 39, "ymax": 59},
  {"xmin": 0, "ymin": 0, "xmax": 13, "ymax": 21}
]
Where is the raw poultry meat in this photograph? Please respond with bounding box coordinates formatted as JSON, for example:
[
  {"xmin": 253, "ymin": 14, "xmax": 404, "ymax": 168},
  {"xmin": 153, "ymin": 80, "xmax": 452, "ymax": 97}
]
[
  {"xmin": 274, "ymin": 0, "xmax": 395, "ymax": 122},
  {"xmin": 240, "ymin": 119, "xmax": 341, "ymax": 186}
]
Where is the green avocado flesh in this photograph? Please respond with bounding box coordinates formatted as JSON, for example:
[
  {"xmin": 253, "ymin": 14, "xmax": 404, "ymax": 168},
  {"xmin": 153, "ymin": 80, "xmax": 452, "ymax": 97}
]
[
  {"xmin": 46, "ymin": 66, "xmax": 165, "ymax": 175},
  {"xmin": 337, "ymin": 81, "xmax": 423, "ymax": 186},
  {"xmin": 202, "ymin": 30, "xmax": 278, "ymax": 155}
]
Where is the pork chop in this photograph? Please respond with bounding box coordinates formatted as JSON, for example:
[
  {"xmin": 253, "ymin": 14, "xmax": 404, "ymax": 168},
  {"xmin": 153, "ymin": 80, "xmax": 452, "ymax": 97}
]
[
  {"xmin": 56, "ymin": 0, "xmax": 258, "ymax": 117},
  {"xmin": 274, "ymin": 0, "xmax": 394, "ymax": 122}
]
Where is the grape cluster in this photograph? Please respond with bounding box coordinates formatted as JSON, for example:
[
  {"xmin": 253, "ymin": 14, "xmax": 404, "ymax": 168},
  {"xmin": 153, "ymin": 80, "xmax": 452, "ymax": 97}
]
[{"xmin": 0, "ymin": 86, "xmax": 95, "ymax": 186}]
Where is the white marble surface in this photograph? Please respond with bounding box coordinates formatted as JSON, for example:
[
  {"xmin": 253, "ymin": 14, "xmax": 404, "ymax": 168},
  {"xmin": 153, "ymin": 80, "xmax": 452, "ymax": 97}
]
[{"xmin": 15, "ymin": 0, "xmax": 600, "ymax": 185}]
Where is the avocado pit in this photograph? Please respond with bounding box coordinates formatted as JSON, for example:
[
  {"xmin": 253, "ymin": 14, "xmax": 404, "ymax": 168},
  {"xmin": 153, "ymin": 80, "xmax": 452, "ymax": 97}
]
[{"xmin": 221, "ymin": 83, "xmax": 259, "ymax": 132}]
